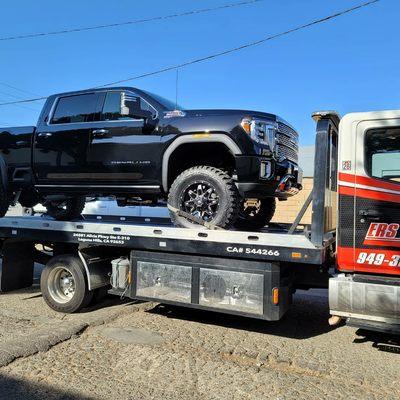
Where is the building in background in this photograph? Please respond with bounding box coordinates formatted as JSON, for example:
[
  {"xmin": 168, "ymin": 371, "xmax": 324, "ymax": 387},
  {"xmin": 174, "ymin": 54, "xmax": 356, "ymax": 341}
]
[{"xmin": 272, "ymin": 146, "xmax": 315, "ymax": 225}]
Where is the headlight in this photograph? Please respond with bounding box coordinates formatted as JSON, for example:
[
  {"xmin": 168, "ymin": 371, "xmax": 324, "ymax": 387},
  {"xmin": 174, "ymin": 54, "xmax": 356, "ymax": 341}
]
[{"xmin": 240, "ymin": 117, "xmax": 277, "ymax": 150}]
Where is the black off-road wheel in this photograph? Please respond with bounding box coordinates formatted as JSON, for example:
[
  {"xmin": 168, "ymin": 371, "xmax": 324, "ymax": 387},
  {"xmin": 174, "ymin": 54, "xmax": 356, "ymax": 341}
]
[
  {"xmin": 45, "ymin": 196, "xmax": 86, "ymax": 221},
  {"xmin": 168, "ymin": 166, "xmax": 240, "ymax": 229},
  {"xmin": 41, "ymin": 255, "xmax": 93, "ymax": 313},
  {"xmin": 234, "ymin": 198, "xmax": 276, "ymax": 231}
]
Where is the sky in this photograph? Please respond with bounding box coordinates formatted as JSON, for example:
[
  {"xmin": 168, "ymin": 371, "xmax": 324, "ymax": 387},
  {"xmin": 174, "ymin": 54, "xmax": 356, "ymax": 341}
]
[{"xmin": 0, "ymin": 0, "xmax": 398, "ymax": 145}]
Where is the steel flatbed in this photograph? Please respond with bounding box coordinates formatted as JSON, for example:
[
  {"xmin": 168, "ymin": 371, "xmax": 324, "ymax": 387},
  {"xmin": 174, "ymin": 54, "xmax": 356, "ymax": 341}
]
[{"xmin": 0, "ymin": 215, "xmax": 327, "ymax": 265}]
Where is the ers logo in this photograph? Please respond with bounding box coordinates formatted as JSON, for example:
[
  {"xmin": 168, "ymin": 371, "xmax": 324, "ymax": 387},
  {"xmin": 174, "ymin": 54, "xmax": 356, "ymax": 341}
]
[{"xmin": 366, "ymin": 223, "xmax": 400, "ymax": 240}]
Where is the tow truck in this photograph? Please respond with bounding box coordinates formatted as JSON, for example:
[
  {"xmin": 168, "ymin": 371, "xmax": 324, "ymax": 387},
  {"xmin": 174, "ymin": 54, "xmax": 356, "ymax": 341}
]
[{"xmin": 0, "ymin": 110, "xmax": 399, "ymax": 335}]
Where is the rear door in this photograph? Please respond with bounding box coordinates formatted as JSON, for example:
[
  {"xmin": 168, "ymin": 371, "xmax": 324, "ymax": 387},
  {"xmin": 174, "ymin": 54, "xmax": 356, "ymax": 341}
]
[
  {"xmin": 353, "ymin": 118, "xmax": 400, "ymax": 275},
  {"xmin": 33, "ymin": 92, "xmax": 103, "ymax": 186}
]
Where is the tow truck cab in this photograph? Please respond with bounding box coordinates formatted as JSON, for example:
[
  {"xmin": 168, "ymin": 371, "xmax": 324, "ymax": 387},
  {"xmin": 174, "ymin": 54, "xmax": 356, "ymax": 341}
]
[{"xmin": 330, "ymin": 109, "xmax": 400, "ymax": 333}]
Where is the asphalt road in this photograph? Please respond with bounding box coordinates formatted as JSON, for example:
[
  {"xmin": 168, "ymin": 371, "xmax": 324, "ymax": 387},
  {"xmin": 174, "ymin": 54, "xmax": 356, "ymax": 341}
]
[{"xmin": 0, "ymin": 266, "xmax": 399, "ymax": 400}]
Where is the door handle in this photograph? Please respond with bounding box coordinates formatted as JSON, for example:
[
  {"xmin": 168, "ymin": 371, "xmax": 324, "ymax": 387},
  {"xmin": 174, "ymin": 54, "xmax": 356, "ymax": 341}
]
[
  {"xmin": 37, "ymin": 132, "xmax": 52, "ymax": 138},
  {"xmin": 92, "ymin": 129, "xmax": 109, "ymax": 137}
]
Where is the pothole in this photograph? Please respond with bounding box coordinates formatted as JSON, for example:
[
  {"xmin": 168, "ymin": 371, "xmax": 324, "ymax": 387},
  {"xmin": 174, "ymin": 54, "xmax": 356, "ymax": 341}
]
[{"xmin": 100, "ymin": 327, "xmax": 165, "ymax": 345}]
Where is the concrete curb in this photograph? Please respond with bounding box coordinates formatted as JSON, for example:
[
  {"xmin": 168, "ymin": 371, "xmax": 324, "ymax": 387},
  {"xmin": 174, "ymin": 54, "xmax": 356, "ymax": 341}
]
[
  {"xmin": 0, "ymin": 301, "xmax": 156, "ymax": 368},
  {"xmin": 0, "ymin": 321, "xmax": 87, "ymax": 368}
]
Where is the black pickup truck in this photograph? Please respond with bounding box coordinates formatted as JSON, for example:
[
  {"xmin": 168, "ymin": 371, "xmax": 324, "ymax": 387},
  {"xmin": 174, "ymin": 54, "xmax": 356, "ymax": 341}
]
[{"xmin": 0, "ymin": 87, "xmax": 302, "ymax": 229}]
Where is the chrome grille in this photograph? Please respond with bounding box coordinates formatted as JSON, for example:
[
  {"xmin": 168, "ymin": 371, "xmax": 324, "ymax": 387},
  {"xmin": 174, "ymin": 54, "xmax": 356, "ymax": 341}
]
[
  {"xmin": 276, "ymin": 144, "xmax": 298, "ymax": 163},
  {"xmin": 277, "ymin": 122, "xmax": 298, "ymax": 138},
  {"xmin": 275, "ymin": 122, "xmax": 299, "ymax": 163},
  {"xmin": 276, "ymin": 133, "xmax": 298, "ymax": 151}
]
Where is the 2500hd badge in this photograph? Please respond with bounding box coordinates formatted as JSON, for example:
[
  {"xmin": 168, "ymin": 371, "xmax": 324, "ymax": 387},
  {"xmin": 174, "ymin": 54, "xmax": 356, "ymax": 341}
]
[{"xmin": 226, "ymin": 246, "xmax": 280, "ymax": 256}]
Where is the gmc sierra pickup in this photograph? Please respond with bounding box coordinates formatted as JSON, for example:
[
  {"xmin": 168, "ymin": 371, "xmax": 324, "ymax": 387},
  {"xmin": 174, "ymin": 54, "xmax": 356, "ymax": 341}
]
[{"xmin": 0, "ymin": 87, "xmax": 302, "ymax": 229}]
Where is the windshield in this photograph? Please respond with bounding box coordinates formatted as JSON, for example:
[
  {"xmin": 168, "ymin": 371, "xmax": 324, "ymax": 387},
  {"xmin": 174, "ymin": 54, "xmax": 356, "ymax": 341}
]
[{"xmin": 142, "ymin": 90, "xmax": 184, "ymax": 111}]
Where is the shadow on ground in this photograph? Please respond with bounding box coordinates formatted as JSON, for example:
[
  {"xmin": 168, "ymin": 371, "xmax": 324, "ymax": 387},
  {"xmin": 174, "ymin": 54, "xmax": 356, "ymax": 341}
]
[
  {"xmin": 354, "ymin": 329, "xmax": 400, "ymax": 354},
  {"xmin": 0, "ymin": 373, "xmax": 97, "ymax": 400},
  {"xmin": 146, "ymin": 291, "xmax": 335, "ymax": 339}
]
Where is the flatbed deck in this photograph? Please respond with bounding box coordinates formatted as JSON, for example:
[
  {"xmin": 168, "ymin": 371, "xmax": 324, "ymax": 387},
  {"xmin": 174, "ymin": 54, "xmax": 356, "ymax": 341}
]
[{"xmin": 0, "ymin": 215, "xmax": 327, "ymax": 265}]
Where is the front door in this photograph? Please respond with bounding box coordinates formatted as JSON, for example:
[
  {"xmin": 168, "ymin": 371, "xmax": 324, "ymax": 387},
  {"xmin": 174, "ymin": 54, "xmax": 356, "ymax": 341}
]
[
  {"xmin": 353, "ymin": 120, "xmax": 400, "ymax": 275},
  {"xmin": 86, "ymin": 90, "xmax": 163, "ymax": 189}
]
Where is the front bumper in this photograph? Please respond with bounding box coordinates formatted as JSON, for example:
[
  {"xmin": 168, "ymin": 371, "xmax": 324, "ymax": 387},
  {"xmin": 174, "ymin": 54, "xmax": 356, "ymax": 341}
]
[
  {"xmin": 329, "ymin": 274, "xmax": 400, "ymax": 334},
  {"xmin": 235, "ymin": 155, "xmax": 302, "ymax": 199}
]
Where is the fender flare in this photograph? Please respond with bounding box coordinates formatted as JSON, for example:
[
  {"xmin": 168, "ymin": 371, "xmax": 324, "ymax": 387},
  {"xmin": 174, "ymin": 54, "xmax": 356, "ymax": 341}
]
[
  {"xmin": 78, "ymin": 250, "xmax": 112, "ymax": 291},
  {"xmin": 161, "ymin": 134, "xmax": 242, "ymax": 192}
]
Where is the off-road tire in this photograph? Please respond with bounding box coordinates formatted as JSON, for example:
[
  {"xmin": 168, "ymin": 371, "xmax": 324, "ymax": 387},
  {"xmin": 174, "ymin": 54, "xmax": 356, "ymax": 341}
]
[
  {"xmin": 41, "ymin": 255, "xmax": 93, "ymax": 313},
  {"xmin": 168, "ymin": 166, "xmax": 240, "ymax": 229},
  {"xmin": 234, "ymin": 197, "xmax": 276, "ymax": 231},
  {"xmin": 45, "ymin": 196, "xmax": 86, "ymax": 221}
]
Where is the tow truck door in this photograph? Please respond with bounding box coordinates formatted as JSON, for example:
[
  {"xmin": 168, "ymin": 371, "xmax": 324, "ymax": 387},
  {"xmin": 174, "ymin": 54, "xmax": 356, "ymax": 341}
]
[{"xmin": 351, "ymin": 114, "xmax": 400, "ymax": 275}]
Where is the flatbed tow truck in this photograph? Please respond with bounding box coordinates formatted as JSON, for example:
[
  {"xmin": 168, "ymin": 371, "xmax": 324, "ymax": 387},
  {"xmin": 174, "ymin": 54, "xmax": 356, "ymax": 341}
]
[{"xmin": 0, "ymin": 110, "xmax": 399, "ymax": 335}]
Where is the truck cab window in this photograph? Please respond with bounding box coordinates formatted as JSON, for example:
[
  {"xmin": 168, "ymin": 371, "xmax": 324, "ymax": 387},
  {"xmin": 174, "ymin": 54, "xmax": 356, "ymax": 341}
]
[
  {"xmin": 365, "ymin": 128, "xmax": 400, "ymax": 183},
  {"xmin": 51, "ymin": 94, "xmax": 97, "ymax": 124},
  {"xmin": 101, "ymin": 91, "xmax": 157, "ymax": 121}
]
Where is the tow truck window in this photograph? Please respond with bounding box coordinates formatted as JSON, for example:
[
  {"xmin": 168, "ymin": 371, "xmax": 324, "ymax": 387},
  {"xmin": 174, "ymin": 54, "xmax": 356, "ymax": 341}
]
[
  {"xmin": 365, "ymin": 128, "xmax": 400, "ymax": 183},
  {"xmin": 51, "ymin": 94, "xmax": 97, "ymax": 124},
  {"xmin": 101, "ymin": 91, "xmax": 156, "ymax": 121}
]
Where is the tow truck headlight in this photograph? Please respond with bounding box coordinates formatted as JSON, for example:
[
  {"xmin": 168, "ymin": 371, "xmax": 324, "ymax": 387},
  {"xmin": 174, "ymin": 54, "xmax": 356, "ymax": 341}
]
[{"xmin": 240, "ymin": 117, "xmax": 277, "ymax": 150}]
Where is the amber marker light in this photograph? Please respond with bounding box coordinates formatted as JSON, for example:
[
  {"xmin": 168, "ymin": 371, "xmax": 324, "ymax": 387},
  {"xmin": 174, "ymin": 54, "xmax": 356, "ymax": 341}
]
[
  {"xmin": 192, "ymin": 133, "xmax": 211, "ymax": 138},
  {"xmin": 240, "ymin": 117, "xmax": 252, "ymax": 134},
  {"xmin": 272, "ymin": 288, "xmax": 279, "ymax": 305}
]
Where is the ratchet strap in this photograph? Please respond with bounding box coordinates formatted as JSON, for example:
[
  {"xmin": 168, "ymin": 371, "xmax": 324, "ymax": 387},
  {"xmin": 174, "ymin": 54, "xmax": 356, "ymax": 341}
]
[{"xmin": 167, "ymin": 204, "xmax": 224, "ymax": 231}]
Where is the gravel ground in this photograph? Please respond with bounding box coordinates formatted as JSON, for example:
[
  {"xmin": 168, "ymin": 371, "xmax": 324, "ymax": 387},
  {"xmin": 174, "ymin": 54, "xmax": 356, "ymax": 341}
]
[{"xmin": 0, "ymin": 282, "xmax": 399, "ymax": 400}]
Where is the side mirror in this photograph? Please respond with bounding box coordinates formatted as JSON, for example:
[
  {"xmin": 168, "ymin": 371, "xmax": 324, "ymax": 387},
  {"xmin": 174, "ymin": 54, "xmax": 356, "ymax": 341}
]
[
  {"xmin": 121, "ymin": 93, "xmax": 153, "ymax": 121},
  {"xmin": 132, "ymin": 109, "xmax": 153, "ymax": 121}
]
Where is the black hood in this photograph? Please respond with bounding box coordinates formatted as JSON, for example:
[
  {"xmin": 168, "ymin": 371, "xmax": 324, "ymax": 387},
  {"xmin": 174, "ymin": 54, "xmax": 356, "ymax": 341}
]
[{"xmin": 181, "ymin": 109, "xmax": 277, "ymax": 120}]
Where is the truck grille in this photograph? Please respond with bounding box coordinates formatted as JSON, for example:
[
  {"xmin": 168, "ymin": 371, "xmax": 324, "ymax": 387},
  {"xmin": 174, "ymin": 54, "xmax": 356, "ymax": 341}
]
[
  {"xmin": 275, "ymin": 145, "xmax": 298, "ymax": 163},
  {"xmin": 275, "ymin": 122, "xmax": 299, "ymax": 163},
  {"xmin": 277, "ymin": 122, "xmax": 298, "ymax": 139}
]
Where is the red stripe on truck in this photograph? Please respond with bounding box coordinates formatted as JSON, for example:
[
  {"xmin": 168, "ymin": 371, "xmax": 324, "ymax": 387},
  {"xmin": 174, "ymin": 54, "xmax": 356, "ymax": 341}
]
[
  {"xmin": 337, "ymin": 246, "xmax": 400, "ymax": 275},
  {"xmin": 339, "ymin": 172, "xmax": 400, "ymax": 193}
]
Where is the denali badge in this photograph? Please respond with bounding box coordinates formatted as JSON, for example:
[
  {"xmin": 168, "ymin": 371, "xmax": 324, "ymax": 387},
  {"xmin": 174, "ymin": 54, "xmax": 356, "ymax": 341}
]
[{"xmin": 164, "ymin": 110, "xmax": 186, "ymax": 118}]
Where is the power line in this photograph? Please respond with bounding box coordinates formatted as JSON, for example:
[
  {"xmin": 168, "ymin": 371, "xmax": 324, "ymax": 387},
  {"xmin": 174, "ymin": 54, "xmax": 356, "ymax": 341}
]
[
  {"xmin": 0, "ymin": 100, "xmax": 39, "ymax": 112},
  {"xmin": 0, "ymin": 90, "xmax": 41, "ymax": 110},
  {"xmin": 0, "ymin": 0, "xmax": 380, "ymax": 107},
  {"xmin": 0, "ymin": 0, "xmax": 265, "ymax": 42},
  {"xmin": 0, "ymin": 82, "xmax": 41, "ymax": 97},
  {"xmin": 98, "ymin": 0, "xmax": 380, "ymax": 87}
]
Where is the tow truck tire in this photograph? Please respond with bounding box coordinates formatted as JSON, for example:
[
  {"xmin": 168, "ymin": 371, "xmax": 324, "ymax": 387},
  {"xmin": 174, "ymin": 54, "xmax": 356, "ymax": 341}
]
[
  {"xmin": 234, "ymin": 198, "xmax": 276, "ymax": 231},
  {"xmin": 45, "ymin": 196, "xmax": 86, "ymax": 221},
  {"xmin": 41, "ymin": 255, "xmax": 93, "ymax": 313},
  {"xmin": 168, "ymin": 166, "xmax": 240, "ymax": 229}
]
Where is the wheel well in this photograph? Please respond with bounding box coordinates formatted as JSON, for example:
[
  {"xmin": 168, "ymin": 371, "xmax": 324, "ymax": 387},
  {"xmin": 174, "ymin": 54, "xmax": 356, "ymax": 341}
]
[{"xmin": 167, "ymin": 142, "xmax": 235, "ymax": 190}]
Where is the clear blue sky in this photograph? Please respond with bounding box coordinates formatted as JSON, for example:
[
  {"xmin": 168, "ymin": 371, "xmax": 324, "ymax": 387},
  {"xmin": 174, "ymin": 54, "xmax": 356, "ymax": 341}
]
[{"xmin": 0, "ymin": 0, "xmax": 397, "ymax": 145}]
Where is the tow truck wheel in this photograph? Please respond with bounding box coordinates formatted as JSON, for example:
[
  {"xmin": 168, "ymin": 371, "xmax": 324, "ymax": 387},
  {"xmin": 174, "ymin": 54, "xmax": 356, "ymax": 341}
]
[
  {"xmin": 168, "ymin": 166, "xmax": 240, "ymax": 229},
  {"xmin": 234, "ymin": 198, "xmax": 276, "ymax": 231},
  {"xmin": 41, "ymin": 255, "xmax": 93, "ymax": 313},
  {"xmin": 45, "ymin": 196, "xmax": 86, "ymax": 221}
]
